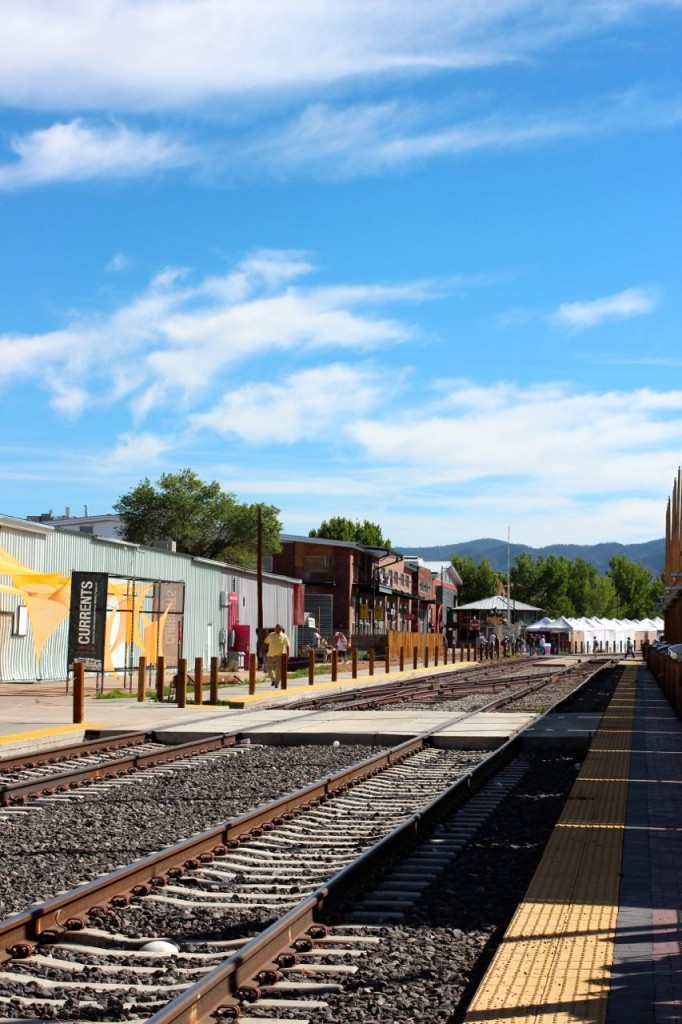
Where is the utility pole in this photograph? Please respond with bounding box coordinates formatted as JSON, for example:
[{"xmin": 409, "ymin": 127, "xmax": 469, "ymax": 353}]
[
  {"xmin": 507, "ymin": 526, "xmax": 512, "ymax": 633},
  {"xmin": 257, "ymin": 505, "xmax": 263, "ymax": 667}
]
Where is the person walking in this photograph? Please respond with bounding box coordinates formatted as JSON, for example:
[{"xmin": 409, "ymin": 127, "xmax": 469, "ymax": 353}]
[
  {"xmin": 334, "ymin": 631, "xmax": 348, "ymax": 663},
  {"xmin": 625, "ymin": 637, "xmax": 635, "ymax": 659},
  {"xmin": 263, "ymin": 624, "xmax": 290, "ymax": 687}
]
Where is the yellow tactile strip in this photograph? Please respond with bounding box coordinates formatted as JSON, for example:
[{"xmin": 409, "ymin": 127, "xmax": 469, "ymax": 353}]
[{"xmin": 463, "ymin": 666, "xmax": 637, "ymax": 1024}]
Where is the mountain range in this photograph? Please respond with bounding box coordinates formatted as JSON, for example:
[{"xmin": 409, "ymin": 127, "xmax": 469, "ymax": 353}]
[{"xmin": 401, "ymin": 538, "xmax": 665, "ymax": 577}]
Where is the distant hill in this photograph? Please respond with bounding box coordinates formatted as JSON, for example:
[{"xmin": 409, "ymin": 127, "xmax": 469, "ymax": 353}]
[{"xmin": 400, "ymin": 538, "xmax": 665, "ymax": 577}]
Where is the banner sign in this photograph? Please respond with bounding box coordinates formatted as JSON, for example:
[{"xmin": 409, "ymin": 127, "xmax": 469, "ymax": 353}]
[
  {"xmin": 67, "ymin": 571, "xmax": 108, "ymax": 671},
  {"xmin": 155, "ymin": 581, "xmax": 185, "ymax": 667}
]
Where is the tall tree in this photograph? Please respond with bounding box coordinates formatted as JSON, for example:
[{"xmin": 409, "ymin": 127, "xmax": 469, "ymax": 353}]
[
  {"xmin": 451, "ymin": 554, "xmax": 498, "ymax": 604},
  {"xmin": 607, "ymin": 555, "xmax": 662, "ymax": 618},
  {"xmin": 114, "ymin": 469, "xmax": 281, "ymax": 568},
  {"xmin": 509, "ymin": 552, "xmax": 539, "ymax": 605},
  {"xmin": 309, "ymin": 517, "xmax": 391, "ymax": 548}
]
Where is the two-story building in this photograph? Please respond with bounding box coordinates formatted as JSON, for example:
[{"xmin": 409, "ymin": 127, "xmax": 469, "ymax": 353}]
[{"xmin": 270, "ymin": 536, "xmax": 460, "ymax": 652}]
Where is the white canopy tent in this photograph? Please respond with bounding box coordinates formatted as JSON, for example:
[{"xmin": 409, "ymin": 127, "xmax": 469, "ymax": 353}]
[{"xmin": 525, "ymin": 615, "xmax": 663, "ymax": 650}]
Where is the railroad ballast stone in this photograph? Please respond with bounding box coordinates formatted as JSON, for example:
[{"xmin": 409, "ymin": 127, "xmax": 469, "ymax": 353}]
[{"xmin": 0, "ymin": 743, "xmax": 385, "ymax": 920}]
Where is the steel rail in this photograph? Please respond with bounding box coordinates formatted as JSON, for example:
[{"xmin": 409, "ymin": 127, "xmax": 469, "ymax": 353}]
[
  {"xmin": 141, "ymin": 733, "xmax": 525, "ymax": 1024},
  {"xmin": 0, "ymin": 736, "xmax": 425, "ymax": 960},
  {"xmin": 0, "ymin": 731, "xmax": 153, "ymax": 772},
  {"xmin": 0, "ymin": 733, "xmax": 237, "ymax": 806}
]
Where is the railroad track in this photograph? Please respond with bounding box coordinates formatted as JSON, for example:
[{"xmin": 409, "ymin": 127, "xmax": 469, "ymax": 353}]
[
  {"xmin": 0, "ymin": 734, "xmax": 518, "ymax": 1022},
  {"xmin": 0, "ymin": 660, "xmax": 608, "ymax": 813},
  {"xmin": 0, "ymin": 662, "xmax": 615, "ymax": 1022},
  {"xmin": 0, "ymin": 734, "xmax": 240, "ymax": 811},
  {"xmin": 0, "ymin": 659, "xmax": 610, "ymax": 1019},
  {"xmin": 283, "ymin": 658, "xmax": 601, "ymax": 711}
]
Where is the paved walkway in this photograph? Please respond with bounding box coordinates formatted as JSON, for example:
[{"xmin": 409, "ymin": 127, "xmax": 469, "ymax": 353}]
[
  {"xmin": 0, "ymin": 660, "xmax": 472, "ymax": 754},
  {"xmin": 463, "ymin": 664, "xmax": 682, "ymax": 1023}
]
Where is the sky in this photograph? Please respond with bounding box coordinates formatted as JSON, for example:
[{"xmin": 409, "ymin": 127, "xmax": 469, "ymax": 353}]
[{"xmin": 1, "ymin": 1, "xmax": 681, "ymax": 549}]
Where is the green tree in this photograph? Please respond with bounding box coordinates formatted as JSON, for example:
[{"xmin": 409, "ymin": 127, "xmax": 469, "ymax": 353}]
[
  {"xmin": 566, "ymin": 557, "xmax": 618, "ymax": 618},
  {"xmin": 309, "ymin": 516, "xmax": 391, "ymax": 548},
  {"xmin": 114, "ymin": 469, "xmax": 281, "ymax": 568},
  {"xmin": 509, "ymin": 552, "xmax": 539, "ymax": 605},
  {"xmin": 607, "ymin": 555, "xmax": 661, "ymax": 618},
  {"xmin": 451, "ymin": 554, "xmax": 498, "ymax": 604}
]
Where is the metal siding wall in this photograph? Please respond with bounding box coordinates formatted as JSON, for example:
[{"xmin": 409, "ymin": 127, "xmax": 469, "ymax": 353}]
[{"xmin": 0, "ymin": 521, "xmax": 297, "ymax": 681}]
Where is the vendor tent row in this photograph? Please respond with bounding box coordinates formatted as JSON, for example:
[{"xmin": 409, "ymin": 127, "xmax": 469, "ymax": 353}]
[{"xmin": 526, "ymin": 615, "xmax": 663, "ymax": 647}]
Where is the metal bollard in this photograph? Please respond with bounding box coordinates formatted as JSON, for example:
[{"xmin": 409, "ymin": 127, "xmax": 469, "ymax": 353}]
[
  {"xmin": 194, "ymin": 657, "xmax": 203, "ymax": 706},
  {"xmin": 176, "ymin": 658, "xmax": 187, "ymax": 708},
  {"xmin": 210, "ymin": 656, "xmax": 219, "ymax": 704},
  {"xmin": 137, "ymin": 656, "xmax": 147, "ymax": 703},
  {"xmin": 73, "ymin": 661, "xmax": 85, "ymax": 724},
  {"xmin": 156, "ymin": 655, "xmax": 165, "ymax": 702}
]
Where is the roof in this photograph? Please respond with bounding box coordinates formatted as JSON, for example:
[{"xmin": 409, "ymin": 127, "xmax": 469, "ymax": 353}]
[
  {"xmin": 403, "ymin": 558, "xmax": 463, "ymax": 586},
  {"xmin": 456, "ymin": 594, "xmax": 543, "ymax": 612},
  {"xmin": 279, "ymin": 533, "xmax": 395, "ymax": 558}
]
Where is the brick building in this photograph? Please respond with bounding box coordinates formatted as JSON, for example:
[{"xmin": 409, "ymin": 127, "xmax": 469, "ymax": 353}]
[{"xmin": 269, "ymin": 535, "xmax": 460, "ymax": 649}]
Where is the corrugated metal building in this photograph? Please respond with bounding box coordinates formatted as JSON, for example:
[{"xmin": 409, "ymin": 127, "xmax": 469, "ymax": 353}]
[{"xmin": 0, "ymin": 514, "xmax": 300, "ymax": 682}]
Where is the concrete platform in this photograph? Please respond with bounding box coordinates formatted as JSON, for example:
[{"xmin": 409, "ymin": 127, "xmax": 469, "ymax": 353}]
[
  {"xmin": 0, "ymin": 656, "xmax": 601, "ymax": 757},
  {"xmin": 463, "ymin": 664, "xmax": 682, "ymax": 1024}
]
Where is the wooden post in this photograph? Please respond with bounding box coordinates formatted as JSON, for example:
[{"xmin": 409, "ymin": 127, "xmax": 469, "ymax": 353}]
[
  {"xmin": 248, "ymin": 653, "xmax": 256, "ymax": 695},
  {"xmin": 281, "ymin": 652, "xmax": 288, "ymax": 690},
  {"xmin": 424, "ymin": 645, "xmax": 429, "ymax": 668},
  {"xmin": 210, "ymin": 656, "xmax": 219, "ymax": 704},
  {"xmin": 194, "ymin": 657, "xmax": 203, "ymax": 706},
  {"xmin": 156, "ymin": 655, "xmax": 165, "ymax": 702},
  {"xmin": 73, "ymin": 661, "xmax": 85, "ymax": 724},
  {"xmin": 352, "ymin": 648, "xmax": 358, "ymax": 679},
  {"xmin": 443, "ymin": 644, "xmax": 448, "ymax": 665},
  {"xmin": 137, "ymin": 656, "xmax": 147, "ymax": 703},
  {"xmin": 434, "ymin": 644, "xmax": 439, "ymax": 667},
  {"xmin": 385, "ymin": 647, "xmax": 390, "ymax": 673},
  {"xmin": 400, "ymin": 646, "xmax": 404, "ymax": 672},
  {"xmin": 176, "ymin": 658, "xmax": 187, "ymax": 708},
  {"xmin": 331, "ymin": 650, "xmax": 338, "ymax": 682},
  {"xmin": 308, "ymin": 649, "xmax": 315, "ymax": 685},
  {"xmin": 467, "ymin": 643, "xmax": 471, "ymax": 662},
  {"xmin": 413, "ymin": 646, "xmax": 418, "ymax": 670},
  {"xmin": 368, "ymin": 649, "xmax": 374, "ymax": 676}
]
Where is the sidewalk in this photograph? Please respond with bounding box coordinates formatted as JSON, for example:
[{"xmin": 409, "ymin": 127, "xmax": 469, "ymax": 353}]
[{"xmin": 0, "ymin": 660, "xmax": 470, "ymax": 756}]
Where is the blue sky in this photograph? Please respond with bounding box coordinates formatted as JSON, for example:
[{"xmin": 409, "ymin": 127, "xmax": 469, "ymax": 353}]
[{"xmin": 1, "ymin": 1, "xmax": 680, "ymax": 548}]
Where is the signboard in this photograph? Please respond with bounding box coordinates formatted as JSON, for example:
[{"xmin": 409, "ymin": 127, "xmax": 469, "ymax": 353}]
[
  {"xmin": 155, "ymin": 582, "xmax": 185, "ymax": 667},
  {"xmin": 469, "ymin": 619, "xmax": 480, "ymax": 630},
  {"xmin": 67, "ymin": 571, "xmax": 108, "ymax": 671}
]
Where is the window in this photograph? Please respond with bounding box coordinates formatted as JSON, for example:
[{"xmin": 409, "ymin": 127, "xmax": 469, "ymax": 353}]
[{"xmin": 303, "ymin": 555, "xmax": 330, "ymax": 573}]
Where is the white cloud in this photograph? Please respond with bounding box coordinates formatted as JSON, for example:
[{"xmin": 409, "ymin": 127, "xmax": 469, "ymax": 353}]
[
  {"xmin": 551, "ymin": 287, "xmax": 661, "ymax": 329},
  {"xmin": 0, "ymin": 119, "xmax": 195, "ymax": 189},
  {"xmin": 109, "ymin": 432, "xmax": 170, "ymax": 467},
  {"xmin": 106, "ymin": 252, "xmax": 129, "ymax": 273},
  {"xmin": 2, "ymin": 2, "xmax": 666, "ymax": 111},
  {"xmin": 193, "ymin": 364, "xmax": 387, "ymax": 443},
  {"xmin": 0, "ymin": 251, "xmax": 426, "ymax": 413},
  {"xmin": 344, "ymin": 381, "xmax": 682, "ymax": 494}
]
